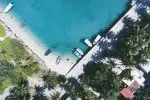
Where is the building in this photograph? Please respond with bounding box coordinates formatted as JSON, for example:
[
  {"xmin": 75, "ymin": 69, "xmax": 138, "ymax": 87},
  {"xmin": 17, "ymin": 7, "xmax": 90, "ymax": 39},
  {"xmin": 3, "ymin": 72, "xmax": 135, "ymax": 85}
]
[
  {"xmin": 120, "ymin": 81, "xmax": 140, "ymax": 100},
  {"xmin": 120, "ymin": 68, "xmax": 145, "ymax": 100}
]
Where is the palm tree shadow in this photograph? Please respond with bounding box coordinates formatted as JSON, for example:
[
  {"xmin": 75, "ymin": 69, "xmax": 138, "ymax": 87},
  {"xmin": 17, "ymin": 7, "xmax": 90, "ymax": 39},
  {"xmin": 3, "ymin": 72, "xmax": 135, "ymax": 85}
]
[
  {"xmin": 92, "ymin": 31, "xmax": 118, "ymax": 62},
  {"xmin": 67, "ymin": 77, "xmax": 79, "ymax": 85},
  {"xmin": 144, "ymin": 72, "xmax": 150, "ymax": 86},
  {"xmin": 92, "ymin": 14, "xmax": 138, "ymax": 62},
  {"xmin": 136, "ymin": 0, "xmax": 150, "ymax": 7},
  {"xmin": 134, "ymin": 0, "xmax": 150, "ymax": 18}
]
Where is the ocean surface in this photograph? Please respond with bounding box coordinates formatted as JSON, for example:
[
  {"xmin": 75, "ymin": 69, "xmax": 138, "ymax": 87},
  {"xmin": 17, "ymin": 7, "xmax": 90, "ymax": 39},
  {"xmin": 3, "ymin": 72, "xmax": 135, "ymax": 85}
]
[{"xmin": 0, "ymin": 0, "xmax": 129, "ymax": 59}]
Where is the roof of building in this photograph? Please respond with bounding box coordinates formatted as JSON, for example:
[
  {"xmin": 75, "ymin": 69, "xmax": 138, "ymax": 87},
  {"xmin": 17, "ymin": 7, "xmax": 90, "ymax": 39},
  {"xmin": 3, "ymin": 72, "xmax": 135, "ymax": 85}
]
[
  {"xmin": 120, "ymin": 81, "xmax": 141, "ymax": 100},
  {"xmin": 120, "ymin": 88, "xmax": 134, "ymax": 100}
]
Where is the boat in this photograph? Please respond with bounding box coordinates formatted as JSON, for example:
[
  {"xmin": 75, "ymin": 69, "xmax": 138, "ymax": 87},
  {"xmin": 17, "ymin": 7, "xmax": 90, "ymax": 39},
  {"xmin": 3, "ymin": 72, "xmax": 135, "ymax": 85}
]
[
  {"xmin": 84, "ymin": 39, "xmax": 92, "ymax": 47},
  {"xmin": 74, "ymin": 51, "xmax": 82, "ymax": 58},
  {"xmin": 44, "ymin": 48, "xmax": 52, "ymax": 56},
  {"xmin": 56, "ymin": 56, "xmax": 61, "ymax": 65},
  {"xmin": 76, "ymin": 48, "xmax": 84, "ymax": 55},
  {"xmin": 4, "ymin": 3, "xmax": 13, "ymax": 13},
  {"xmin": 93, "ymin": 35, "xmax": 101, "ymax": 45}
]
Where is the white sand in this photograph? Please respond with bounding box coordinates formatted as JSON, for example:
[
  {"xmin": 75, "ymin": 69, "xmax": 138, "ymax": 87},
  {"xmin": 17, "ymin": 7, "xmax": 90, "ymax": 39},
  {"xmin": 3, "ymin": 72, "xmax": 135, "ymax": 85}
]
[
  {"xmin": 0, "ymin": 1, "xmax": 139, "ymax": 79},
  {"xmin": 0, "ymin": 11, "xmax": 77, "ymax": 75},
  {"xmin": 0, "ymin": 1, "xmax": 143, "ymax": 99},
  {"xmin": 67, "ymin": 3, "xmax": 139, "ymax": 78},
  {"xmin": 0, "ymin": 88, "xmax": 11, "ymax": 100}
]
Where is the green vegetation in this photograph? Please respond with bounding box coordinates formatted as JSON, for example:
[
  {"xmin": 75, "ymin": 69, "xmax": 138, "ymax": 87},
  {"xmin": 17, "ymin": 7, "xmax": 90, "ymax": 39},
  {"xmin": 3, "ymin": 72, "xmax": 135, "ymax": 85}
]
[
  {"xmin": 0, "ymin": 37, "xmax": 40, "ymax": 93},
  {"xmin": 109, "ymin": 12, "xmax": 150, "ymax": 68},
  {"xmin": 33, "ymin": 86, "xmax": 48, "ymax": 100},
  {"xmin": 79, "ymin": 62, "xmax": 122, "ymax": 99},
  {"xmin": 5, "ymin": 79, "xmax": 31, "ymax": 100},
  {"xmin": 1, "ymin": 2, "xmax": 150, "ymax": 100},
  {"xmin": 0, "ymin": 25, "xmax": 6, "ymax": 37},
  {"xmin": 64, "ymin": 77, "xmax": 98, "ymax": 100},
  {"xmin": 77, "ymin": 8, "xmax": 150, "ymax": 100},
  {"xmin": 36, "ymin": 7, "xmax": 150, "ymax": 100},
  {"xmin": 0, "ymin": 61, "xmax": 26, "ymax": 92},
  {"xmin": 42, "ymin": 71, "xmax": 66, "ymax": 90},
  {"xmin": 50, "ymin": 91, "xmax": 61, "ymax": 100}
]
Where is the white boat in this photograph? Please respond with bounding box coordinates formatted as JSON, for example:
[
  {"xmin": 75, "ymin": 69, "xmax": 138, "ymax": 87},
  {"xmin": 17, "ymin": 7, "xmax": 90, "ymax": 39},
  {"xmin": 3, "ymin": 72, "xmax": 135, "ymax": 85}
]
[
  {"xmin": 74, "ymin": 51, "xmax": 81, "ymax": 58},
  {"xmin": 4, "ymin": 3, "xmax": 13, "ymax": 13},
  {"xmin": 93, "ymin": 35, "xmax": 101, "ymax": 45},
  {"xmin": 76, "ymin": 48, "xmax": 84, "ymax": 55},
  {"xmin": 84, "ymin": 39, "xmax": 92, "ymax": 47}
]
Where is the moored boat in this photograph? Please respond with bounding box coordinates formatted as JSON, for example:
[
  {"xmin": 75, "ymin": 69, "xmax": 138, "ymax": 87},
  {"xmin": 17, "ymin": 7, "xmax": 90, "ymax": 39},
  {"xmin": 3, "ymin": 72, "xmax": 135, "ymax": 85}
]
[
  {"xmin": 93, "ymin": 35, "xmax": 101, "ymax": 45},
  {"xmin": 76, "ymin": 48, "xmax": 84, "ymax": 55},
  {"xmin": 4, "ymin": 3, "xmax": 13, "ymax": 13},
  {"xmin": 44, "ymin": 48, "xmax": 52, "ymax": 56},
  {"xmin": 84, "ymin": 39, "xmax": 92, "ymax": 47},
  {"xmin": 74, "ymin": 51, "xmax": 82, "ymax": 58}
]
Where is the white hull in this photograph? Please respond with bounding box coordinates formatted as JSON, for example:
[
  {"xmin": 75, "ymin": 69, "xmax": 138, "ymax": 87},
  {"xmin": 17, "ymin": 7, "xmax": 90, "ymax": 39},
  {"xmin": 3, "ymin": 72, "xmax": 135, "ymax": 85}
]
[
  {"xmin": 4, "ymin": 3, "xmax": 13, "ymax": 13},
  {"xmin": 74, "ymin": 51, "xmax": 81, "ymax": 58},
  {"xmin": 93, "ymin": 35, "xmax": 101, "ymax": 45},
  {"xmin": 84, "ymin": 39, "xmax": 92, "ymax": 47},
  {"xmin": 76, "ymin": 48, "xmax": 84, "ymax": 55}
]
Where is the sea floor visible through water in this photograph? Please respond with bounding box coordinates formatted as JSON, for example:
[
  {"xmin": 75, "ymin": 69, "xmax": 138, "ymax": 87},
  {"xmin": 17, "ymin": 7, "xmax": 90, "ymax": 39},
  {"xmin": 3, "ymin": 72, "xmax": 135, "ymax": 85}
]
[{"xmin": 0, "ymin": 0, "xmax": 129, "ymax": 60}]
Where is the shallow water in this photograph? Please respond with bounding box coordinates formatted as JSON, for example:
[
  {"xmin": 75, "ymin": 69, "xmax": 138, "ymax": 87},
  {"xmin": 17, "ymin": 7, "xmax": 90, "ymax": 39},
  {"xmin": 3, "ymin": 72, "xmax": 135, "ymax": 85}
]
[{"xmin": 0, "ymin": 0, "xmax": 129, "ymax": 58}]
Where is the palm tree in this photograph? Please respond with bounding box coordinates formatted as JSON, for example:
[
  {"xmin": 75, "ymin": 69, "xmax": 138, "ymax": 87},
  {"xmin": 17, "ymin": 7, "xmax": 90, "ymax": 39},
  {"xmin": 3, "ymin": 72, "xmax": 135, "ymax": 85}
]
[
  {"xmin": 50, "ymin": 91, "xmax": 61, "ymax": 100},
  {"xmin": 32, "ymin": 85, "xmax": 48, "ymax": 100},
  {"xmin": 79, "ymin": 61, "xmax": 122, "ymax": 99},
  {"xmin": 57, "ymin": 75, "xmax": 66, "ymax": 84},
  {"xmin": 111, "ymin": 13, "xmax": 150, "ymax": 68},
  {"xmin": 5, "ymin": 78, "xmax": 30, "ymax": 100},
  {"xmin": 64, "ymin": 77, "xmax": 85, "ymax": 100},
  {"xmin": 83, "ymin": 90, "xmax": 98, "ymax": 100},
  {"xmin": 42, "ymin": 71, "xmax": 59, "ymax": 90},
  {"xmin": 120, "ymin": 68, "xmax": 133, "ymax": 80}
]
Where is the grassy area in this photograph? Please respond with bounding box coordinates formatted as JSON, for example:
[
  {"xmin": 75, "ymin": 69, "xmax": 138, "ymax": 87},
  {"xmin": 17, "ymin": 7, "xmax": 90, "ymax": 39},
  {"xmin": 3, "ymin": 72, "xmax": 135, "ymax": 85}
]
[
  {"xmin": 0, "ymin": 80, "xmax": 12, "ymax": 93},
  {"xmin": 0, "ymin": 37, "xmax": 40, "ymax": 93},
  {"xmin": 0, "ymin": 25, "xmax": 6, "ymax": 37}
]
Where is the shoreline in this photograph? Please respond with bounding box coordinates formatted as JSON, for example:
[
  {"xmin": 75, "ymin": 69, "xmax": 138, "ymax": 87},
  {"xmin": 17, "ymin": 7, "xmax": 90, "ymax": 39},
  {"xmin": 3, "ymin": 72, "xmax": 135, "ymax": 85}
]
[
  {"xmin": 67, "ymin": 2, "xmax": 139, "ymax": 78},
  {"xmin": 0, "ymin": 1, "xmax": 137, "ymax": 77},
  {"xmin": 0, "ymin": 10, "xmax": 76, "ymax": 75}
]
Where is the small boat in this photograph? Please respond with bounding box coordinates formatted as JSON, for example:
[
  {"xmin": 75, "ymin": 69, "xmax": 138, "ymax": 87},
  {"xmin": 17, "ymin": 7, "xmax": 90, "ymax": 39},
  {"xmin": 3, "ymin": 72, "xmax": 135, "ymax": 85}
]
[
  {"xmin": 56, "ymin": 56, "xmax": 61, "ymax": 65},
  {"xmin": 44, "ymin": 48, "xmax": 52, "ymax": 56},
  {"xmin": 76, "ymin": 48, "xmax": 84, "ymax": 55},
  {"xmin": 74, "ymin": 51, "xmax": 81, "ymax": 58},
  {"xmin": 84, "ymin": 39, "xmax": 92, "ymax": 47},
  {"xmin": 93, "ymin": 35, "xmax": 101, "ymax": 45},
  {"xmin": 4, "ymin": 3, "xmax": 13, "ymax": 13}
]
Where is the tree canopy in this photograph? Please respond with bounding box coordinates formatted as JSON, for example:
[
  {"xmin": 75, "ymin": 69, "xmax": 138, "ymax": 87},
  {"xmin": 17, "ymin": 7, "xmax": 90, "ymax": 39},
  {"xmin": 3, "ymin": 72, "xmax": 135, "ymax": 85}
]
[
  {"xmin": 79, "ymin": 8, "xmax": 150, "ymax": 100},
  {"xmin": 79, "ymin": 62, "xmax": 122, "ymax": 99},
  {"xmin": 110, "ymin": 13, "xmax": 150, "ymax": 68},
  {"xmin": 5, "ymin": 79, "xmax": 30, "ymax": 100},
  {"xmin": 0, "ymin": 37, "xmax": 40, "ymax": 93},
  {"xmin": 32, "ymin": 86, "xmax": 48, "ymax": 100},
  {"xmin": 42, "ymin": 71, "xmax": 66, "ymax": 90}
]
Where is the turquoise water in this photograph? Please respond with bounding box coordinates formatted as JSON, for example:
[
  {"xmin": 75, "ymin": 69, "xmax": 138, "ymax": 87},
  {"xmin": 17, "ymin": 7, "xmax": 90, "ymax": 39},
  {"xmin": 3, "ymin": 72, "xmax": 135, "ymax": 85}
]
[{"xmin": 0, "ymin": 0, "xmax": 129, "ymax": 57}]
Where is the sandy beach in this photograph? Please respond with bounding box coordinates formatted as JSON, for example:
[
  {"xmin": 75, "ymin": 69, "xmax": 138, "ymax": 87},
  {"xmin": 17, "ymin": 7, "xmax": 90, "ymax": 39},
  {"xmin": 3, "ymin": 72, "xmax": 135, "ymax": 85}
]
[
  {"xmin": 0, "ymin": 1, "xmax": 145, "ymax": 99},
  {"xmin": 0, "ymin": 1, "xmax": 139, "ymax": 78},
  {"xmin": 0, "ymin": 9, "xmax": 77, "ymax": 75}
]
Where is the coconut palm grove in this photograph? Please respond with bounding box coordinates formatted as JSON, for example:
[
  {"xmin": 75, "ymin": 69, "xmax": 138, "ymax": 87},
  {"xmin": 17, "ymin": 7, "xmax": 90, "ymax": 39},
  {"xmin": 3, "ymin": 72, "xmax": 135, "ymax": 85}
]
[{"xmin": 0, "ymin": 0, "xmax": 150, "ymax": 100}]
